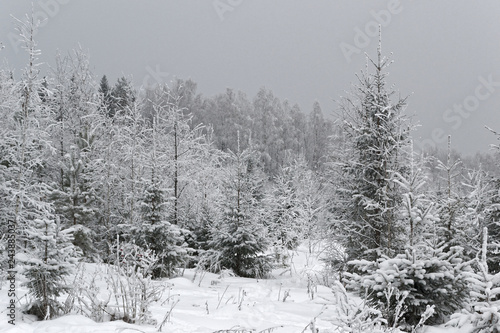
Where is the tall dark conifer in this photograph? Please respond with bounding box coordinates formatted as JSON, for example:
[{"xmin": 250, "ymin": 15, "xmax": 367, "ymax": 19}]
[{"xmin": 333, "ymin": 31, "xmax": 411, "ymax": 262}]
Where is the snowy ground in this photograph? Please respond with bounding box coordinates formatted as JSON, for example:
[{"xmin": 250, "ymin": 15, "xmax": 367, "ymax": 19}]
[{"xmin": 0, "ymin": 244, "xmax": 471, "ymax": 333}]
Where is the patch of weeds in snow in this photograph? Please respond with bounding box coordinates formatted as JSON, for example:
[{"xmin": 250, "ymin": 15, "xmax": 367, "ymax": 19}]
[
  {"xmin": 66, "ymin": 247, "xmax": 165, "ymax": 326},
  {"xmin": 322, "ymin": 281, "xmax": 387, "ymax": 333}
]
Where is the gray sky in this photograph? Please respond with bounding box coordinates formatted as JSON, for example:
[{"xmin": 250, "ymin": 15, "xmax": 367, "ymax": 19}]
[{"xmin": 1, "ymin": 0, "xmax": 500, "ymax": 155}]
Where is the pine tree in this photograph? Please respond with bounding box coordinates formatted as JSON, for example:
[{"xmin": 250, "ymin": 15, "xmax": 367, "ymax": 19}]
[
  {"xmin": 112, "ymin": 76, "xmax": 135, "ymax": 114},
  {"xmin": 333, "ymin": 31, "xmax": 411, "ymax": 262},
  {"xmin": 18, "ymin": 214, "xmax": 79, "ymax": 319},
  {"xmin": 393, "ymin": 144, "xmax": 437, "ymax": 249},
  {"xmin": 98, "ymin": 74, "xmax": 114, "ymax": 117},
  {"xmin": 346, "ymin": 244, "xmax": 469, "ymax": 327},
  {"xmin": 2, "ymin": 15, "xmax": 80, "ymax": 319},
  {"xmin": 49, "ymin": 145, "xmax": 97, "ymax": 259},
  {"xmin": 435, "ymin": 136, "xmax": 467, "ymax": 250},
  {"xmin": 134, "ymin": 117, "xmax": 187, "ymax": 278},
  {"xmin": 448, "ymin": 228, "xmax": 500, "ymax": 333},
  {"xmin": 137, "ymin": 178, "xmax": 186, "ymax": 278},
  {"xmin": 210, "ymin": 136, "xmax": 272, "ymax": 278},
  {"xmin": 460, "ymin": 168, "xmax": 495, "ymax": 266}
]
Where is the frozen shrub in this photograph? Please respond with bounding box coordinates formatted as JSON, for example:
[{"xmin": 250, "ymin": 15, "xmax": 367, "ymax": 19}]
[
  {"xmin": 448, "ymin": 228, "xmax": 500, "ymax": 333},
  {"xmin": 346, "ymin": 246, "xmax": 469, "ymax": 328}
]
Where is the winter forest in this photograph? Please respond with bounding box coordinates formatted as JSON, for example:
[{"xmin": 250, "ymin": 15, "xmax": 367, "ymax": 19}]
[{"xmin": 2, "ymin": 15, "xmax": 500, "ymax": 333}]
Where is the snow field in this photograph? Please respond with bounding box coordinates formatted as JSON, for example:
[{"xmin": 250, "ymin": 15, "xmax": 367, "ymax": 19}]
[{"xmin": 0, "ymin": 243, "xmax": 467, "ymax": 333}]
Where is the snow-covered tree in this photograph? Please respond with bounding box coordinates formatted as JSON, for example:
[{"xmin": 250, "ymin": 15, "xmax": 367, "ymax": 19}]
[
  {"xmin": 266, "ymin": 155, "xmax": 325, "ymax": 264},
  {"xmin": 393, "ymin": 144, "xmax": 437, "ymax": 249},
  {"xmin": 448, "ymin": 228, "xmax": 500, "ymax": 333},
  {"xmin": 0, "ymin": 16, "xmax": 79, "ymax": 320},
  {"xmin": 483, "ymin": 178, "xmax": 500, "ymax": 274},
  {"xmin": 459, "ymin": 168, "xmax": 496, "ymax": 266},
  {"xmin": 209, "ymin": 135, "xmax": 272, "ymax": 278},
  {"xmin": 111, "ymin": 76, "xmax": 135, "ymax": 116},
  {"xmin": 183, "ymin": 143, "xmax": 225, "ymax": 260},
  {"xmin": 435, "ymin": 136, "xmax": 468, "ymax": 251},
  {"xmin": 49, "ymin": 145, "xmax": 97, "ymax": 259},
  {"xmin": 0, "ymin": 63, "xmax": 17, "ymax": 256},
  {"xmin": 145, "ymin": 86, "xmax": 210, "ymax": 227},
  {"xmin": 306, "ymin": 101, "xmax": 330, "ymax": 171},
  {"xmin": 45, "ymin": 49, "xmax": 103, "ymax": 260},
  {"xmin": 98, "ymin": 74, "xmax": 114, "ymax": 117},
  {"xmin": 268, "ymin": 158, "xmax": 305, "ymax": 254},
  {"xmin": 332, "ymin": 33, "xmax": 411, "ymax": 262},
  {"xmin": 346, "ymin": 244, "xmax": 469, "ymax": 327},
  {"xmin": 18, "ymin": 214, "xmax": 79, "ymax": 319},
  {"xmin": 134, "ymin": 117, "xmax": 188, "ymax": 278}
]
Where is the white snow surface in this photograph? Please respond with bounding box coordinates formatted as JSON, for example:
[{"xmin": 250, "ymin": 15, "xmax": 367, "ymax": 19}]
[{"xmin": 0, "ymin": 243, "xmax": 472, "ymax": 333}]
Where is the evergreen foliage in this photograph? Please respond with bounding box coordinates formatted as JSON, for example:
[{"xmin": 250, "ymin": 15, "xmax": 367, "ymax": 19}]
[
  {"xmin": 49, "ymin": 145, "xmax": 97, "ymax": 259},
  {"xmin": 209, "ymin": 139, "xmax": 272, "ymax": 278},
  {"xmin": 18, "ymin": 214, "xmax": 79, "ymax": 319},
  {"xmin": 346, "ymin": 245, "xmax": 469, "ymax": 328},
  {"xmin": 448, "ymin": 228, "xmax": 500, "ymax": 333},
  {"xmin": 98, "ymin": 75, "xmax": 114, "ymax": 117},
  {"xmin": 333, "ymin": 33, "xmax": 411, "ymax": 262},
  {"xmin": 135, "ymin": 178, "xmax": 187, "ymax": 278}
]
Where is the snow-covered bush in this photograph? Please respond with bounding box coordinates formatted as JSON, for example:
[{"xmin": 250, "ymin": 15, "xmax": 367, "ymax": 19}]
[
  {"xmin": 448, "ymin": 228, "xmax": 500, "ymax": 333},
  {"xmin": 321, "ymin": 239, "xmax": 349, "ymax": 284},
  {"xmin": 106, "ymin": 243, "xmax": 164, "ymax": 324},
  {"xmin": 70, "ymin": 263, "xmax": 110, "ymax": 322},
  {"xmin": 71, "ymin": 242, "xmax": 164, "ymax": 324},
  {"xmin": 345, "ymin": 246, "xmax": 469, "ymax": 328},
  {"xmin": 328, "ymin": 281, "xmax": 386, "ymax": 333}
]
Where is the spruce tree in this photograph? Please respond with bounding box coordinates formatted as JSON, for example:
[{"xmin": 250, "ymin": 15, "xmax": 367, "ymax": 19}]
[
  {"xmin": 18, "ymin": 214, "xmax": 79, "ymax": 319},
  {"xmin": 435, "ymin": 136, "xmax": 467, "ymax": 251},
  {"xmin": 394, "ymin": 144, "xmax": 437, "ymax": 249},
  {"xmin": 135, "ymin": 118, "xmax": 187, "ymax": 278},
  {"xmin": 1, "ymin": 15, "xmax": 81, "ymax": 319},
  {"xmin": 112, "ymin": 76, "xmax": 135, "ymax": 115},
  {"xmin": 448, "ymin": 228, "xmax": 500, "ymax": 333},
  {"xmin": 137, "ymin": 176, "xmax": 186, "ymax": 278},
  {"xmin": 210, "ymin": 136, "xmax": 272, "ymax": 278},
  {"xmin": 98, "ymin": 75, "xmax": 114, "ymax": 117},
  {"xmin": 333, "ymin": 32, "xmax": 411, "ymax": 262},
  {"xmin": 267, "ymin": 157, "xmax": 310, "ymax": 264},
  {"xmin": 49, "ymin": 145, "xmax": 97, "ymax": 259},
  {"xmin": 45, "ymin": 50, "xmax": 103, "ymax": 261}
]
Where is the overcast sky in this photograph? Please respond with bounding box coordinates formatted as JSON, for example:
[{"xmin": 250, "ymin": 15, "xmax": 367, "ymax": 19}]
[{"xmin": 1, "ymin": 1, "xmax": 500, "ymax": 155}]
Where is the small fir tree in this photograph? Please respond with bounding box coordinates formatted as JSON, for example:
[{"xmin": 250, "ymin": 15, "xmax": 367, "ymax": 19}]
[
  {"xmin": 448, "ymin": 228, "xmax": 500, "ymax": 333},
  {"xmin": 210, "ymin": 135, "xmax": 272, "ymax": 278},
  {"xmin": 18, "ymin": 213, "xmax": 79, "ymax": 319}
]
